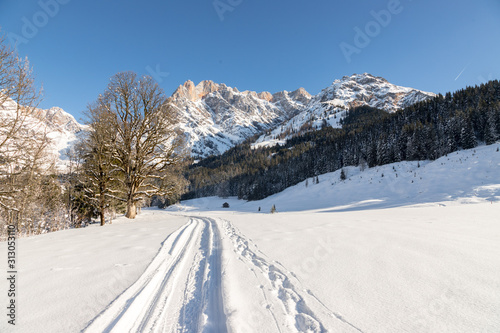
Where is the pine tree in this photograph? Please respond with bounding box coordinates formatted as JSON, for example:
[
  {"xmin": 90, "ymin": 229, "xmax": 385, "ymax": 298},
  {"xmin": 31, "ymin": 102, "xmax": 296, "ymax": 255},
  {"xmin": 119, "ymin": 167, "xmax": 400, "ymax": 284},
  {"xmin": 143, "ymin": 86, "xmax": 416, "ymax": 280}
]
[
  {"xmin": 484, "ymin": 109, "xmax": 498, "ymax": 145},
  {"xmin": 460, "ymin": 121, "xmax": 476, "ymax": 149}
]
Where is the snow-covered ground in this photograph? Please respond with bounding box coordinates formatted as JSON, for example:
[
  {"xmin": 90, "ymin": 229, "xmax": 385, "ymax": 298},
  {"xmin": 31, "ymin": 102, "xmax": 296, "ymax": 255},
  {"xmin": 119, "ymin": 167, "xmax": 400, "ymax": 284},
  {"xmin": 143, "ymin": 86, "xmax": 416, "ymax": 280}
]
[
  {"xmin": 0, "ymin": 213, "xmax": 188, "ymax": 333},
  {"xmin": 1, "ymin": 144, "xmax": 500, "ymax": 332}
]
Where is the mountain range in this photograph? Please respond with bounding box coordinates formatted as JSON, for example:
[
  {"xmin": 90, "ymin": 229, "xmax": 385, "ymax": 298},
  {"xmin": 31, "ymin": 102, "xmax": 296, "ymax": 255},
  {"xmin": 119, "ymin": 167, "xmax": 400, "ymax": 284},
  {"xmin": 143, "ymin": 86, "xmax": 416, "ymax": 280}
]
[
  {"xmin": 0, "ymin": 73, "xmax": 436, "ymax": 167},
  {"xmin": 0, "ymin": 98, "xmax": 86, "ymax": 170},
  {"xmin": 170, "ymin": 73, "xmax": 435, "ymax": 157}
]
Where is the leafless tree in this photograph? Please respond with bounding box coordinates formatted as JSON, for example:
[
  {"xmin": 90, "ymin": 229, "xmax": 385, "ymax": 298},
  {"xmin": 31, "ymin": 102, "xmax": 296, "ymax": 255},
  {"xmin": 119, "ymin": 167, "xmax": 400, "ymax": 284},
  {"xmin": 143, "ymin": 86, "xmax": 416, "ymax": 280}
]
[
  {"xmin": 79, "ymin": 104, "xmax": 121, "ymax": 225},
  {"xmin": 89, "ymin": 71, "xmax": 184, "ymax": 219},
  {"xmin": 0, "ymin": 31, "xmax": 63, "ymax": 237}
]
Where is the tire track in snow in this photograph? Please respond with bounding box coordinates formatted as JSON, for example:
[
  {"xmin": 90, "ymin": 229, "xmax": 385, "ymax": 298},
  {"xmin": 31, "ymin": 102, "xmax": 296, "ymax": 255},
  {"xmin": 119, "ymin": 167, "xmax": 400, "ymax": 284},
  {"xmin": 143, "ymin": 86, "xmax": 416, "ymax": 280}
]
[{"xmin": 82, "ymin": 217, "xmax": 227, "ymax": 333}]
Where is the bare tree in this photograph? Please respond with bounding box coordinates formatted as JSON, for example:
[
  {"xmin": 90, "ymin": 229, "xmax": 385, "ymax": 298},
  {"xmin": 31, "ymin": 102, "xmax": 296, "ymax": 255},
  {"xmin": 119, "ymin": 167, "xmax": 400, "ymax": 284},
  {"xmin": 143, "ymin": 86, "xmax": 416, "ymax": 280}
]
[
  {"xmin": 79, "ymin": 104, "xmax": 121, "ymax": 225},
  {"xmin": 0, "ymin": 32, "xmax": 48, "ymax": 231},
  {"xmin": 90, "ymin": 72, "xmax": 184, "ymax": 219},
  {"xmin": 0, "ymin": 30, "xmax": 75, "ymax": 239}
]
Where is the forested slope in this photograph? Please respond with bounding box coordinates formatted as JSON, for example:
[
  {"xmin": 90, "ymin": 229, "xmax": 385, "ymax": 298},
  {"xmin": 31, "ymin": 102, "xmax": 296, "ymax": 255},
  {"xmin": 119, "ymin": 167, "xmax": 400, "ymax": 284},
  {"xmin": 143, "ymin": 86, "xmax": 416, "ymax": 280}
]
[{"xmin": 183, "ymin": 80, "xmax": 500, "ymax": 201}]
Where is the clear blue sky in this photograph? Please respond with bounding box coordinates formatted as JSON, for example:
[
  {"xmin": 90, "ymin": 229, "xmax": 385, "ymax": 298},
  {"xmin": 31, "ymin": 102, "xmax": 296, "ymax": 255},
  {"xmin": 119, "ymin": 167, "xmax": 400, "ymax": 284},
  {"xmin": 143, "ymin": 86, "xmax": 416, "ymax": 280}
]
[{"xmin": 1, "ymin": 0, "xmax": 499, "ymax": 121}]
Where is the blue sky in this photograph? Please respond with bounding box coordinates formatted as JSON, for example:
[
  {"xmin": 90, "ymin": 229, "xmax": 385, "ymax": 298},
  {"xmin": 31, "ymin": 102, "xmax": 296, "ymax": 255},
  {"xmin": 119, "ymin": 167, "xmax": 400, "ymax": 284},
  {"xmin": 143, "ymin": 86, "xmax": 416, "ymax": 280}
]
[{"xmin": 1, "ymin": 0, "xmax": 499, "ymax": 121}]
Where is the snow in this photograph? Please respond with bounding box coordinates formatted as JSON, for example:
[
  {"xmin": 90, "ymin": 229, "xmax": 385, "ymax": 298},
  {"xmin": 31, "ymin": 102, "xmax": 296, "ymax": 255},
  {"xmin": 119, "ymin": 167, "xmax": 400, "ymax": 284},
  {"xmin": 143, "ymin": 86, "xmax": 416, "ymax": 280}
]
[
  {"xmin": 82, "ymin": 217, "xmax": 227, "ymax": 333},
  {"xmin": 1, "ymin": 144, "xmax": 500, "ymax": 332},
  {"xmin": 251, "ymin": 138, "xmax": 287, "ymax": 149},
  {"xmin": 0, "ymin": 98, "xmax": 86, "ymax": 172},
  {"xmin": 0, "ymin": 212, "xmax": 188, "ymax": 333}
]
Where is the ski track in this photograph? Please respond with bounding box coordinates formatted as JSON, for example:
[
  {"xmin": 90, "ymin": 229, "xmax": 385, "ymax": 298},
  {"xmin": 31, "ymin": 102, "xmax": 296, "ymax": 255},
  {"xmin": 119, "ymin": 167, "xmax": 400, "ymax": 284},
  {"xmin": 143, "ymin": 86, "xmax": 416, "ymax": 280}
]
[
  {"xmin": 83, "ymin": 215, "xmax": 359, "ymax": 333},
  {"xmin": 82, "ymin": 217, "xmax": 228, "ymax": 333}
]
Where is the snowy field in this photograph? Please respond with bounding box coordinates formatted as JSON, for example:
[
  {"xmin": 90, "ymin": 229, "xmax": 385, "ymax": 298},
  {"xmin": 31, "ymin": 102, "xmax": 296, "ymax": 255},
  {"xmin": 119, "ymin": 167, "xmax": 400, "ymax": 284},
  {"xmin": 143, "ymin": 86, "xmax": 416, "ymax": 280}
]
[{"xmin": 1, "ymin": 144, "xmax": 500, "ymax": 332}]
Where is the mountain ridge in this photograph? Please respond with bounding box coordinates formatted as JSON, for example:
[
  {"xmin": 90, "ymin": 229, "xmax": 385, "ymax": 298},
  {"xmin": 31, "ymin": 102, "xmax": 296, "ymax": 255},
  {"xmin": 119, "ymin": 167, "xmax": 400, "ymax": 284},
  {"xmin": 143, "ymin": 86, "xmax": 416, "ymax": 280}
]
[
  {"xmin": 171, "ymin": 73, "xmax": 435, "ymax": 157},
  {"xmin": 169, "ymin": 78, "xmax": 312, "ymax": 157},
  {"xmin": 0, "ymin": 98, "xmax": 86, "ymax": 171},
  {"xmin": 0, "ymin": 73, "xmax": 436, "ymax": 166}
]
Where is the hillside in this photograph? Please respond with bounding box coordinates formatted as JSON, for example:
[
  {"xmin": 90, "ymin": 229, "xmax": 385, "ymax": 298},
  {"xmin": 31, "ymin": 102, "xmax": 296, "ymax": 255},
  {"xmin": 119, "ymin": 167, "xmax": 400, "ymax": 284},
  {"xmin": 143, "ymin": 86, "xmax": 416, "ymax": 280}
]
[
  {"xmin": 3, "ymin": 143, "xmax": 499, "ymax": 333},
  {"xmin": 183, "ymin": 80, "xmax": 500, "ymax": 201},
  {"xmin": 188, "ymin": 142, "xmax": 499, "ymax": 213},
  {"xmin": 0, "ymin": 98, "xmax": 86, "ymax": 171}
]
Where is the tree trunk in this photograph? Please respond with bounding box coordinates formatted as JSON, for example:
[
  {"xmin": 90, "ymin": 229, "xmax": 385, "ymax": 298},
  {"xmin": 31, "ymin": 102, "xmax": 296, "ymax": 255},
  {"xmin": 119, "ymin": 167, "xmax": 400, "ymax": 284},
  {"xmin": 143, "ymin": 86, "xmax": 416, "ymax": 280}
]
[
  {"xmin": 125, "ymin": 200, "xmax": 136, "ymax": 219},
  {"xmin": 100, "ymin": 210, "xmax": 105, "ymax": 226},
  {"xmin": 100, "ymin": 193, "xmax": 106, "ymax": 226}
]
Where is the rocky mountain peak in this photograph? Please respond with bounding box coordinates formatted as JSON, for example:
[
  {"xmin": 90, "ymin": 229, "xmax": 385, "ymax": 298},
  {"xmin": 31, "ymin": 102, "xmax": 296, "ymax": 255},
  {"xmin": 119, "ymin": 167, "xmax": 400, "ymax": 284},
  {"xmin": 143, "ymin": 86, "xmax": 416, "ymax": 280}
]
[
  {"xmin": 195, "ymin": 80, "xmax": 219, "ymax": 99},
  {"xmin": 320, "ymin": 73, "xmax": 435, "ymax": 112},
  {"xmin": 169, "ymin": 74, "xmax": 436, "ymax": 157},
  {"xmin": 172, "ymin": 80, "xmax": 221, "ymax": 101},
  {"xmin": 339, "ymin": 73, "xmax": 388, "ymax": 85},
  {"xmin": 0, "ymin": 98, "xmax": 86, "ymax": 172},
  {"xmin": 257, "ymin": 91, "xmax": 273, "ymax": 102},
  {"xmin": 254, "ymin": 73, "xmax": 436, "ymax": 148},
  {"xmin": 289, "ymin": 87, "xmax": 312, "ymax": 104}
]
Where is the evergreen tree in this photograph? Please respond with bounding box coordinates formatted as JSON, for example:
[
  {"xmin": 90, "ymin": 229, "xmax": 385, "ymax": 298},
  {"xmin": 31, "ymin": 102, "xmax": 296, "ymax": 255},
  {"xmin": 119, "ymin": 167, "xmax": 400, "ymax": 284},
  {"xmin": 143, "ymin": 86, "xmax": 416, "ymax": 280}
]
[
  {"xmin": 484, "ymin": 109, "xmax": 498, "ymax": 145},
  {"xmin": 460, "ymin": 120, "xmax": 476, "ymax": 149},
  {"xmin": 340, "ymin": 168, "xmax": 346, "ymax": 181}
]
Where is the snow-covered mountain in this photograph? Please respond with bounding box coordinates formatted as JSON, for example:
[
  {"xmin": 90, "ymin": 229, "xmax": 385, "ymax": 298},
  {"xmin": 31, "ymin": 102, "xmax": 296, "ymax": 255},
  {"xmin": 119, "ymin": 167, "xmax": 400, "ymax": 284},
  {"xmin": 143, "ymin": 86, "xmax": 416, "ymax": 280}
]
[
  {"xmin": 0, "ymin": 98, "xmax": 86, "ymax": 171},
  {"xmin": 169, "ymin": 80, "xmax": 311, "ymax": 157},
  {"xmin": 1, "ymin": 73, "xmax": 435, "ymax": 166},
  {"xmin": 254, "ymin": 73, "xmax": 436, "ymax": 148},
  {"xmin": 169, "ymin": 74, "xmax": 435, "ymax": 155}
]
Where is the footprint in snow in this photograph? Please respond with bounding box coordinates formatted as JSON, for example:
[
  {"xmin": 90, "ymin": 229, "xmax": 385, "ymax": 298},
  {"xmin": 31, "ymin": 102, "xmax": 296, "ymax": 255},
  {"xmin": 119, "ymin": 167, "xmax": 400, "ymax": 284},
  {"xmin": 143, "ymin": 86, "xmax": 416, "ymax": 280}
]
[
  {"xmin": 114, "ymin": 263, "xmax": 133, "ymax": 268},
  {"xmin": 51, "ymin": 267, "xmax": 82, "ymax": 271}
]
